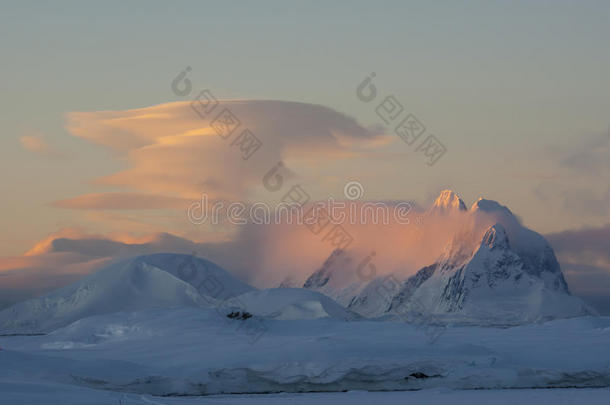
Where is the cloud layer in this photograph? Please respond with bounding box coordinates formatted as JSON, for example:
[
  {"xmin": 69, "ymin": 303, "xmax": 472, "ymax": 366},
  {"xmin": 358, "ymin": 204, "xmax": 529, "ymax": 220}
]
[
  {"xmin": 546, "ymin": 224, "xmax": 610, "ymax": 312},
  {"xmin": 3, "ymin": 202, "xmax": 609, "ymax": 313},
  {"xmin": 535, "ymin": 129, "xmax": 610, "ymax": 219},
  {"xmin": 63, "ymin": 100, "xmax": 386, "ymax": 208},
  {"xmin": 19, "ymin": 132, "xmax": 66, "ymax": 158}
]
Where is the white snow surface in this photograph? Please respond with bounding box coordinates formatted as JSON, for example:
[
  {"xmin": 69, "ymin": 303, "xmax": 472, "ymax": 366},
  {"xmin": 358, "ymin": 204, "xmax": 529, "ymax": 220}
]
[
  {"xmin": 1, "ymin": 308, "xmax": 609, "ymax": 396},
  {"xmin": 231, "ymin": 288, "xmax": 358, "ymax": 320},
  {"xmin": 1, "ymin": 383, "xmax": 609, "ymax": 405},
  {"xmin": 0, "ymin": 254, "xmax": 254, "ymax": 334}
]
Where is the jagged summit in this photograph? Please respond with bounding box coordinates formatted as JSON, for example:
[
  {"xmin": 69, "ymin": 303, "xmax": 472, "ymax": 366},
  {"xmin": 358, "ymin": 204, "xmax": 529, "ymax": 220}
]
[
  {"xmin": 305, "ymin": 191, "xmax": 591, "ymax": 324},
  {"xmin": 481, "ymin": 223, "xmax": 510, "ymax": 250},
  {"xmin": 430, "ymin": 190, "xmax": 467, "ymax": 213},
  {"xmin": 384, "ymin": 219, "xmax": 590, "ymax": 323},
  {"xmin": 470, "ymin": 197, "xmax": 512, "ymax": 215}
]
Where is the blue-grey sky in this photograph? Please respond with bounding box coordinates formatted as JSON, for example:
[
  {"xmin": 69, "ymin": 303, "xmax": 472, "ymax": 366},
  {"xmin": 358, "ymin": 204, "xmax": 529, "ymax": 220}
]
[{"xmin": 1, "ymin": 0, "xmax": 609, "ymax": 259}]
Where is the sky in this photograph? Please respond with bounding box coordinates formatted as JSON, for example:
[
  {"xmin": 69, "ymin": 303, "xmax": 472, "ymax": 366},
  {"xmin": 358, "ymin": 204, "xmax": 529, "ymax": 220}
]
[{"xmin": 1, "ymin": 1, "xmax": 609, "ymax": 311}]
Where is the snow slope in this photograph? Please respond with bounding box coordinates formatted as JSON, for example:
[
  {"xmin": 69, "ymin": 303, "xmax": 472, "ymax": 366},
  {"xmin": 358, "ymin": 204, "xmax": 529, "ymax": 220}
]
[
  {"xmin": 136, "ymin": 253, "xmax": 256, "ymax": 299},
  {"xmin": 1, "ymin": 308, "xmax": 609, "ymax": 396},
  {"xmin": 232, "ymin": 288, "xmax": 359, "ymax": 320},
  {"xmin": 303, "ymin": 249, "xmax": 366, "ymax": 308},
  {"xmin": 0, "ymin": 254, "xmax": 254, "ymax": 334}
]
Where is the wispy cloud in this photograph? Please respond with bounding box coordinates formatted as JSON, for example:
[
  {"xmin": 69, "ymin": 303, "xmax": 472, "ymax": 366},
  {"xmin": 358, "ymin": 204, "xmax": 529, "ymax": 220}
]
[
  {"xmin": 546, "ymin": 224, "xmax": 610, "ymax": 313},
  {"xmin": 0, "ymin": 230, "xmax": 202, "ymax": 309},
  {"xmin": 534, "ymin": 129, "xmax": 610, "ymax": 218},
  {"xmin": 53, "ymin": 193, "xmax": 191, "ymax": 210},
  {"xmin": 19, "ymin": 132, "xmax": 67, "ymax": 158},
  {"xmin": 64, "ymin": 100, "xmax": 386, "ymax": 202},
  {"xmin": 558, "ymin": 129, "xmax": 610, "ymax": 173},
  {"xmin": 3, "ymin": 197, "xmax": 610, "ymax": 313}
]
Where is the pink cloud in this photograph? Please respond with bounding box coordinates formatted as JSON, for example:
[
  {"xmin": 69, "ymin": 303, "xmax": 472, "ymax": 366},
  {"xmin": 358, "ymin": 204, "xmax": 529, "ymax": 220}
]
[
  {"xmin": 64, "ymin": 100, "xmax": 386, "ymax": 202},
  {"xmin": 53, "ymin": 193, "xmax": 191, "ymax": 210}
]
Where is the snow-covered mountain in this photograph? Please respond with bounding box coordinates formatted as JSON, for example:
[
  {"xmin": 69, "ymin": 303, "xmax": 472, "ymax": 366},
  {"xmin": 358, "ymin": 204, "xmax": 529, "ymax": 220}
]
[
  {"xmin": 0, "ymin": 254, "xmax": 255, "ymax": 334},
  {"xmin": 304, "ymin": 190, "xmax": 591, "ymax": 324},
  {"xmin": 303, "ymin": 249, "xmax": 361, "ymax": 307},
  {"xmin": 429, "ymin": 189, "xmax": 468, "ymax": 214},
  {"xmin": 388, "ymin": 223, "xmax": 589, "ymax": 324},
  {"xmin": 0, "ymin": 253, "xmax": 361, "ymax": 334},
  {"xmin": 231, "ymin": 288, "xmax": 359, "ymax": 320},
  {"xmin": 135, "ymin": 253, "xmax": 255, "ymax": 299},
  {"xmin": 0, "ymin": 191, "xmax": 592, "ymax": 334}
]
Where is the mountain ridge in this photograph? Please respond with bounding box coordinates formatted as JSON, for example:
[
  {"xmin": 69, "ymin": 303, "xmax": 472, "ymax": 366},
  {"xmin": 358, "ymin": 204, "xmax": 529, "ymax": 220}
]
[{"xmin": 304, "ymin": 190, "xmax": 591, "ymax": 324}]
